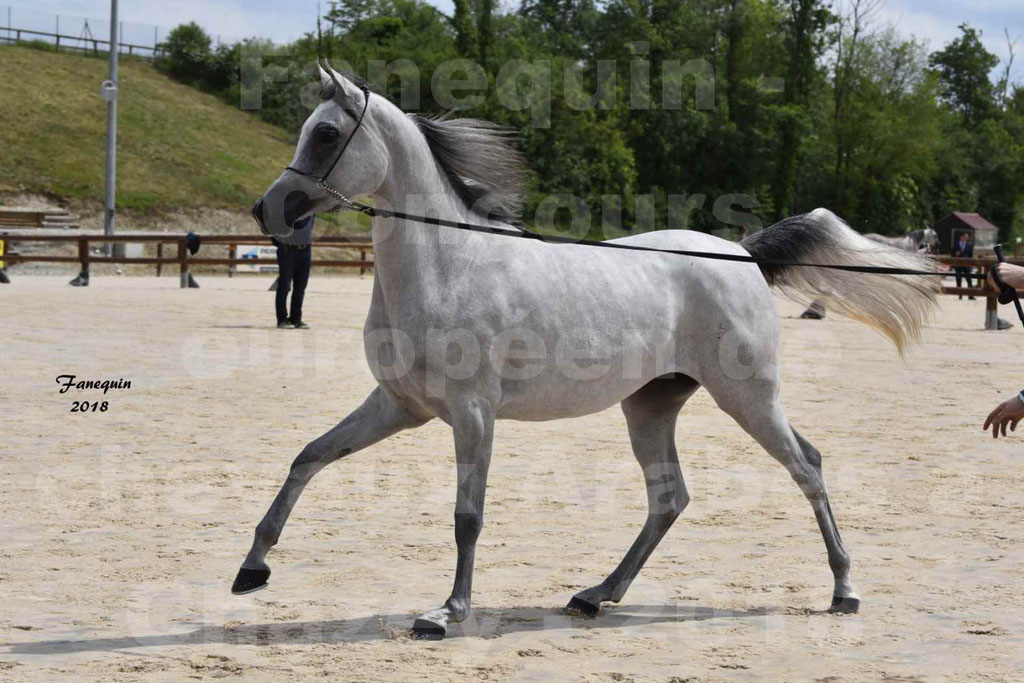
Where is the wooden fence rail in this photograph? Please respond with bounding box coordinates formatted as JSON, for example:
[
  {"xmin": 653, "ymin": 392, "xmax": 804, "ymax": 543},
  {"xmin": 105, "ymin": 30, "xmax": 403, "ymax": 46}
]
[
  {"xmin": 0, "ymin": 233, "xmax": 373, "ymax": 288},
  {"xmin": 1, "ymin": 233, "xmax": 1023, "ymax": 329}
]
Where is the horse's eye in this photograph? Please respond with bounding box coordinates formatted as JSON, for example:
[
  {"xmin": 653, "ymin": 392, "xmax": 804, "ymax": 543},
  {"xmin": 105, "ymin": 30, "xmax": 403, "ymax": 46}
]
[{"xmin": 317, "ymin": 127, "xmax": 340, "ymax": 144}]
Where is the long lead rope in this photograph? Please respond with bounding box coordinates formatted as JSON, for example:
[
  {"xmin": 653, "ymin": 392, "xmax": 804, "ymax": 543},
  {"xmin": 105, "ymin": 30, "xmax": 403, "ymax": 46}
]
[{"xmin": 327, "ymin": 193, "xmax": 962, "ymax": 277}]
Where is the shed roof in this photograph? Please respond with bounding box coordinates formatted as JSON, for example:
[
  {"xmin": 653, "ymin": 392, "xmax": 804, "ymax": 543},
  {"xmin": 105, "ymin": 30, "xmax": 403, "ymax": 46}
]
[{"xmin": 947, "ymin": 212, "xmax": 999, "ymax": 232}]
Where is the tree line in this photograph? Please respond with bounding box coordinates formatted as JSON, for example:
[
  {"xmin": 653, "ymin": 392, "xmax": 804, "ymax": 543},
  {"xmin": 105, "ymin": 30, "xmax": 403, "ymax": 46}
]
[{"xmin": 156, "ymin": 0, "xmax": 1024, "ymax": 241}]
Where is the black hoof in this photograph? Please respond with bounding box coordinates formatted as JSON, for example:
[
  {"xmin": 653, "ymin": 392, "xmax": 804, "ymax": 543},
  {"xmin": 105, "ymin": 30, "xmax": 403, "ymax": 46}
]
[
  {"xmin": 828, "ymin": 595, "xmax": 860, "ymax": 614},
  {"xmin": 231, "ymin": 567, "xmax": 270, "ymax": 595},
  {"xmin": 411, "ymin": 619, "xmax": 446, "ymax": 640},
  {"xmin": 564, "ymin": 596, "xmax": 600, "ymax": 618}
]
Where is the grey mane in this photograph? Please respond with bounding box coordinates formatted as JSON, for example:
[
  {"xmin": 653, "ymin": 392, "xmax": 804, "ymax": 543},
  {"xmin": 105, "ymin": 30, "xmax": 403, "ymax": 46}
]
[{"xmin": 411, "ymin": 114, "xmax": 527, "ymax": 223}]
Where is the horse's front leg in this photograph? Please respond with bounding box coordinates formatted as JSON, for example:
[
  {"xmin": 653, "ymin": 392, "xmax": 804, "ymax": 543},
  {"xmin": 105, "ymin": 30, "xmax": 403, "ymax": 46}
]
[
  {"xmin": 232, "ymin": 387, "xmax": 426, "ymax": 594},
  {"xmin": 412, "ymin": 398, "xmax": 495, "ymax": 639}
]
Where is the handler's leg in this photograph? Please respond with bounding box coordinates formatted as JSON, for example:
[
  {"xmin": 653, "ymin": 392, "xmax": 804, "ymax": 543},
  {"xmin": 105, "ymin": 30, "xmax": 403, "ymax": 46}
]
[
  {"xmin": 275, "ymin": 242, "xmax": 295, "ymax": 325},
  {"xmin": 233, "ymin": 387, "xmax": 427, "ymax": 594},
  {"xmin": 566, "ymin": 374, "xmax": 699, "ymax": 617},
  {"xmin": 288, "ymin": 246, "xmax": 312, "ymax": 326},
  {"xmin": 412, "ymin": 398, "xmax": 495, "ymax": 639}
]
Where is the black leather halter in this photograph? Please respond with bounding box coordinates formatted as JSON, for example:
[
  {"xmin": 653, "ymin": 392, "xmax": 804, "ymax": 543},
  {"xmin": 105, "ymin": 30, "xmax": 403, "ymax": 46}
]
[{"xmin": 284, "ymin": 83, "xmax": 371, "ymax": 210}]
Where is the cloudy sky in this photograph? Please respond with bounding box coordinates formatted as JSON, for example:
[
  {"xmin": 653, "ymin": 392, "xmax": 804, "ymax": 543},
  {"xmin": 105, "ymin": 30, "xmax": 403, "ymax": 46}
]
[{"xmin": 13, "ymin": 1, "xmax": 1022, "ymax": 79}]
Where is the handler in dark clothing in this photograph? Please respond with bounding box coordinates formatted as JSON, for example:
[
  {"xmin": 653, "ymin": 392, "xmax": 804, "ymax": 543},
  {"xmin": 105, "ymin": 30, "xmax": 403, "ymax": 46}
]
[
  {"xmin": 272, "ymin": 215, "xmax": 314, "ymax": 329},
  {"xmin": 952, "ymin": 232, "xmax": 975, "ymax": 300}
]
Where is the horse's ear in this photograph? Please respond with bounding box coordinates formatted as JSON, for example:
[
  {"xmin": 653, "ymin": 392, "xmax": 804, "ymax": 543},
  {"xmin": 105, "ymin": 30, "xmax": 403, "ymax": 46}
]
[
  {"xmin": 317, "ymin": 57, "xmax": 339, "ymax": 101},
  {"xmin": 317, "ymin": 57, "xmax": 332, "ymax": 90},
  {"xmin": 323, "ymin": 59, "xmax": 363, "ymax": 103}
]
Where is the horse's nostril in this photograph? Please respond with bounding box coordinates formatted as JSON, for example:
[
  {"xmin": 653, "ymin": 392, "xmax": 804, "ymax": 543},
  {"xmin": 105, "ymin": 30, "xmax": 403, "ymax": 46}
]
[{"xmin": 283, "ymin": 191, "xmax": 312, "ymax": 227}]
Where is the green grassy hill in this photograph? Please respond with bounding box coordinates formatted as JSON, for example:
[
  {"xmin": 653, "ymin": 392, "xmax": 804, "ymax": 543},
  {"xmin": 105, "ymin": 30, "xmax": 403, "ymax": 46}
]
[{"xmin": 0, "ymin": 45, "xmax": 296, "ymax": 210}]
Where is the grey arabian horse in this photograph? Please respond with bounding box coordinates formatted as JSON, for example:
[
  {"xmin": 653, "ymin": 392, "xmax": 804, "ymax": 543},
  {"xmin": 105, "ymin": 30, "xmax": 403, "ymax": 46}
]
[{"xmin": 237, "ymin": 66, "xmax": 940, "ymax": 639}]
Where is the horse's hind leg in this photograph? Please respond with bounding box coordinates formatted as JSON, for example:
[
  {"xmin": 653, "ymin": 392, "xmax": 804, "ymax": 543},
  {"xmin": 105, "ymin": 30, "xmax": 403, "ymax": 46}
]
[
  {"xmin": 232, "ymin": 386, "xmax": 427, "ymax": 594},
  {"xmin": 790, "ymin": 427, "xmax": 859, "ymax": 613},
  {"xmin": 711, "ymin": 388, "xmax": 859, "ymax": 613},
  {"xmin": 565, "ymin": 374, "xmax": 699, "ymax": 617}
]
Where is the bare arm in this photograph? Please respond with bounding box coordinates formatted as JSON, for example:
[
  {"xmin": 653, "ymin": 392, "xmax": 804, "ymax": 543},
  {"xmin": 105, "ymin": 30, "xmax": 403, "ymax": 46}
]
[{"xmin": 988, "ymin": 263, "xmax": 1024, "ymax": 290}]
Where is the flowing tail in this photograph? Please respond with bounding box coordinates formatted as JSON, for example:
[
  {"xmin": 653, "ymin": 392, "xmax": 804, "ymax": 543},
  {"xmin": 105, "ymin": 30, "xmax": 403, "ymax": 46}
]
[{"xmin": 741, "ymin": 208, "xmax": 941, "ymax": 354}]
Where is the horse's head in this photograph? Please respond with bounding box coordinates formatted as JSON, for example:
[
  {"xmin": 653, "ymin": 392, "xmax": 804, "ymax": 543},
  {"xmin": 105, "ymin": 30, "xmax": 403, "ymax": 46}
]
[
  {"xmin": 252, "ymin": 64, "xmax": 389, "ymax": 236},
  {"xmin": 920, "ymin": 228, "xmax": 940, "ymax": 254}
]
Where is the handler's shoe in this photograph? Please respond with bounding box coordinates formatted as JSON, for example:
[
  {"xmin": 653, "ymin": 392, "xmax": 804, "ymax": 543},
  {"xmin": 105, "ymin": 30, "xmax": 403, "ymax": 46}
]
[
  {"xmin": 291, "ymin": 320, "xmax": 310, "ymax": 329},
  {"xmin": 277, "ymin": 321, "xmax": 294, "ymax": 329}
]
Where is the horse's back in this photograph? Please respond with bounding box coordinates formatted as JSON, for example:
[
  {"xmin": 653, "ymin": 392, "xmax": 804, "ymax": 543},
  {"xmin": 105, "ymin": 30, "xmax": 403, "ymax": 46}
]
[{"xmin": 608, "ymin": 229, "xmax": 776, "ymax": 315}]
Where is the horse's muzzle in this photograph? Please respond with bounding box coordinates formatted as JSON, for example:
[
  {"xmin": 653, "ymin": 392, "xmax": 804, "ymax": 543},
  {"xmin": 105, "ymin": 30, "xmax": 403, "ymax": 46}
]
[
  {"xmin": 251, "ymin": 197, "xmax": 269, "ymax": 236},
  {"xmin": 252, "ymin": 190, "xmax": 314, "ymax": 236}
]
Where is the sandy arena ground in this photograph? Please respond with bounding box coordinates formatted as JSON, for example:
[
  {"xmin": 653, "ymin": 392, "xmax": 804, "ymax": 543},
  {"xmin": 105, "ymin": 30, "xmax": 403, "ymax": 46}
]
[{"xmin": 2, "ymin": 274, "xmax": 1023, "ymax": 681}]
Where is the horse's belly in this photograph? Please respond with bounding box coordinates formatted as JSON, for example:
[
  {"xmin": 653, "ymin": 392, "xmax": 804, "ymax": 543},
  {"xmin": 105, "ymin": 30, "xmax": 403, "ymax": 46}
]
[
  {"xmin": 493, "ymin": 361, "xmax": 685, "ymax": 421},
  {"xmin": 496, "ymin": 384, "xmax": 639, "ymax": 420}
]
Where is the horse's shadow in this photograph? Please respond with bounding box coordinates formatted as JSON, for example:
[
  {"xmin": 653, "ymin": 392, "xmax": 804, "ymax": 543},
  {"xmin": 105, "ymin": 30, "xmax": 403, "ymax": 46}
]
[{"xmin": 3, "ymin": 604, "xmax": 775, "ymax": 655}]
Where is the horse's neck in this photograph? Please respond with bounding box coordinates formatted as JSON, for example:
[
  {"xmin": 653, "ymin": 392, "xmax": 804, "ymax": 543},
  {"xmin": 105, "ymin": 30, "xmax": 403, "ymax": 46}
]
[{"xmin": 369, "ymin": 124, "xmax": 502, "ymax": 295}]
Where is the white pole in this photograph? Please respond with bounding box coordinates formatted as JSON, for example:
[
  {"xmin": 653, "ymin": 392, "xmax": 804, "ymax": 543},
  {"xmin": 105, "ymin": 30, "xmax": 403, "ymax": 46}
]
[{"xmin": 103, "ymin": 0, "xmax": 118, "ymax": 243}]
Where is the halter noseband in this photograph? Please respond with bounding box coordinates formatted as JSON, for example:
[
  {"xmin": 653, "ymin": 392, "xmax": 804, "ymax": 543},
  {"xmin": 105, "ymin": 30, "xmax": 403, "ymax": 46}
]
[{"xmin": 284, "ymin": 83, "xmax": 372, "ymax": 213}]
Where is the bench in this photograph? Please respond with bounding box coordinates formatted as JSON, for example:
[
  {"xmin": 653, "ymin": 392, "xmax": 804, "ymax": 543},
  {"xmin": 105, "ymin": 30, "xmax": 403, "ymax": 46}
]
[
  {"xmin": 0, "ymin": 210, "xmax": 45, "ymax": 228},
  {"xmin": 0, "ymin": 208, "xmax": 81, "ymax": 229}
]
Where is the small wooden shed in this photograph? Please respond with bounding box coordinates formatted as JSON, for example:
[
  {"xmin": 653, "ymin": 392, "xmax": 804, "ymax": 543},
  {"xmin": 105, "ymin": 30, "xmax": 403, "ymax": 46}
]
[{"xmin": 933, "ymin": 212, "xmax": 999, "ymax": 254}]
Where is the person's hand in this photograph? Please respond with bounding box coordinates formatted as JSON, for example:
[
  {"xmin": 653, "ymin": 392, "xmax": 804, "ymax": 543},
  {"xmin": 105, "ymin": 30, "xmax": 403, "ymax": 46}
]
[
  {"xmin": 988, "ymin": 262, "xmax": 1024, "ymax": 290},
  {"xmin": 983, "ymin": 394, "xmax": 1024, "ymax": 438}
]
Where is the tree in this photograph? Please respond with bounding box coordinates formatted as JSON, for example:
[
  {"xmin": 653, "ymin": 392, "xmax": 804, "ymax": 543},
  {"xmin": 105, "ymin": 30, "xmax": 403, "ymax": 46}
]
[
  {"xmin": 929, "ymin": 23, "xmax": 999, "ymax": 123},
  {"xmin": 452, "ymin": 0, "xmax": 477, "ymax": 57},
  {"xmin": 325, "ymin": 0, "xmax": 380, "ymax": 32},
  {"xmin": 769, "ymin": 0, "xmax": 834, "ymax": 220},
  {"xmin": 157, "ymin": 22, "xmax": 212, "ymax": 85},
  {"xmin": 723, "ymin": 0, "xmax": 746, "ymax": 124},
  {"xmin": 476, "ymin": 0, "xmax": 494, "ymax": 69},
  {"xmin": 830, "ymin": 0, "xmax": 880, "ymax": 215},
  {"xmin": 519, "ymin": 0, "xmax": 599, "ymax": 58},
  {"xmin": 996, "ymin": 28, "xmax": 1019, "ymax": 108},
  {"xmin": 204, "ymin": 43, "xmax": 240, "ymax": 96}
]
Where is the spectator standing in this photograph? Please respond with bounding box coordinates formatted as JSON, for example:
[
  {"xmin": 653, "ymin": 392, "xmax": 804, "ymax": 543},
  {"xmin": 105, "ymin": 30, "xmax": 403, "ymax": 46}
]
[
  {"xmin": 952, "ymin": 232, "xmax": 975, "ymax": 300},
  {"xmin": 272, "ymin": 215, "xmax": 314, "ymax": 329}
]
